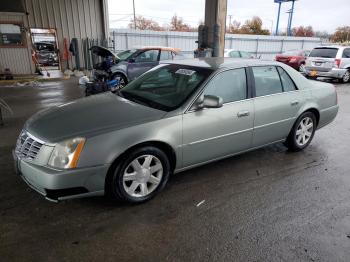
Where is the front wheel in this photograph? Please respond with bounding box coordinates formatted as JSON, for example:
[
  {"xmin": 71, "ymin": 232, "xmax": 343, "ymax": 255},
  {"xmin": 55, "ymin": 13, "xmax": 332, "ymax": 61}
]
[
  {"xmin": 299, "ymin": 63, "xmax": 305, "ymax": 72},
  {"xmin": 105, "ymin": 146, "xmax": 171, "ymax": 203},
  {"xmin": 285, "ymin": 112, "xmax": 316, "ymax": 152},
  {"xmin": 111, "ymin": 73, "xmax": 127, "ymax": 91}
]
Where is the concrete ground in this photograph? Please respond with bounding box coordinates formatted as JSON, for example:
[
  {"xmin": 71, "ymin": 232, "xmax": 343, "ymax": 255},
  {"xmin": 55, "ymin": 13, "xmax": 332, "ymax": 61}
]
[{"xmin": 1, "ymin": 78, "xmax": 350, "ymax": 262}]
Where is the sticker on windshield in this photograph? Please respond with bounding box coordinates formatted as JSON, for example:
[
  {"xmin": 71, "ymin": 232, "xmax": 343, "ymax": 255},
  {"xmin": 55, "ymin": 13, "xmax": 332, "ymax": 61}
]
[{"xmin": 175, "ymin": 69, "xmax": 196, "ymax": 76}]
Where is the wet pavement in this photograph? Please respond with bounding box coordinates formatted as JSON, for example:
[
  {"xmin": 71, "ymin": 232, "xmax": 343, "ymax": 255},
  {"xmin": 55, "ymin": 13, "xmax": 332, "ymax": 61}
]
[{"xmin": 1, "ymin": 78, "xmax": 350, "ymax": 261}]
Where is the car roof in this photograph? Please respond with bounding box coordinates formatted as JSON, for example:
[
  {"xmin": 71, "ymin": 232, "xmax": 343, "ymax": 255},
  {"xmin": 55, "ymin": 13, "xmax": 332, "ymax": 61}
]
[
  {"xmin": 162, "ymin": 57, "xmax": 279, "ymax": 70},
  {"xmin": 313, "ymin": 45, "xmax": 350, "ymax": 49},
  {"xmin": 139, "ymin": 46, "xmax": 181, "ymax": 53}
]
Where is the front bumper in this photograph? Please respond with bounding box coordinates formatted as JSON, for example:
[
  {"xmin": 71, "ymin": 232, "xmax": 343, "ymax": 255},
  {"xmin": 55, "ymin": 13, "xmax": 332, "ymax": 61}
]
[
  {"xmin": 13, "ymin": 150, "xmax": 108, "ymax": 202},
  {"xmin": 305, "ymin": 67, "xmax": 347, "ymax": 79}
]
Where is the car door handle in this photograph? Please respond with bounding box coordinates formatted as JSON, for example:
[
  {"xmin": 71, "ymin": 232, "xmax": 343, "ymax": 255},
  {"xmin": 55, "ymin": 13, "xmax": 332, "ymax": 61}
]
[
  {"xmin": 291, "ymin": 101, "xmax": 299, "ymax": 106},
  {"xmin": 237, "ymin": 111, "xmax": 250, "ymax": 117}
]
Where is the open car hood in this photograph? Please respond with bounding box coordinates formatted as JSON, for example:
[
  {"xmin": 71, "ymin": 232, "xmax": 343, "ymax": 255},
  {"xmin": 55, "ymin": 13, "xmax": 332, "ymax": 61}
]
[{"xmin": 90, "ymin": 46, "xmax": 120, "ymax": 61}]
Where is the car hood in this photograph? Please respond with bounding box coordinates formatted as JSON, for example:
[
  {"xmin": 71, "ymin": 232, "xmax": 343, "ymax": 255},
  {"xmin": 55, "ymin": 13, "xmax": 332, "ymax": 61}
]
[
  {"xmin": 90, "ymin": 46, "xmax": 120, "ymax": 61},
  {"xmin": 25, "ymin": 93, "xmax": 167, "ymax": 143}
]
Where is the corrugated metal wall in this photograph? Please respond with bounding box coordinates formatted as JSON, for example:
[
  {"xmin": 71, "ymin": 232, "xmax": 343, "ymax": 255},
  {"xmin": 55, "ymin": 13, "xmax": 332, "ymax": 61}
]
[
  {"xmin": 0, "ymin": 0, "xmax": 106, "ymax": 74},
  {"xmin": 0, "ymin": 14, "xmax": 32, "ymax": 74},
  {"xmin": 111, "ymin": 29, "xmax": 323, "ymax": 60}
]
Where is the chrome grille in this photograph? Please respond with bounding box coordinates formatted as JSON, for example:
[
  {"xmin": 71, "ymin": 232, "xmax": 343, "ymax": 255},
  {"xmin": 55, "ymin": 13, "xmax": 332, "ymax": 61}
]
[{"xmin": 15, "ymin": 131, "xmax": 44, "ymax": 161}]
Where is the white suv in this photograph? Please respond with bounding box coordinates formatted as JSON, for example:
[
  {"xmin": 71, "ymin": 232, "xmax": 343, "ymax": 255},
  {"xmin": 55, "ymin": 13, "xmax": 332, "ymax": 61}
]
[{"xmin": 305, "ymin": 46, "xmax": 350, "ymax": 83}]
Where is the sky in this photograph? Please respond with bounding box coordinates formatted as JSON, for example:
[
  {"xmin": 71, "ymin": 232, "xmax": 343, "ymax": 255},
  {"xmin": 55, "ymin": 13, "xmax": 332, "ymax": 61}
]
[{"xmin": 108, "ymin": 0, "xmax": 350, "ymax": 33}]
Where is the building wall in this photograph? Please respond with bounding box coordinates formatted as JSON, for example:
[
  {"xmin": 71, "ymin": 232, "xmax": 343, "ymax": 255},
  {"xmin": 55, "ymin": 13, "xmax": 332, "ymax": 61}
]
[
  {"xmin": 0, "ymin": 0, "xmax": 107, "ymax": 74},
  {"xmin": 0, "ymin": 13, "xmax": 33, "ymax": 74}
]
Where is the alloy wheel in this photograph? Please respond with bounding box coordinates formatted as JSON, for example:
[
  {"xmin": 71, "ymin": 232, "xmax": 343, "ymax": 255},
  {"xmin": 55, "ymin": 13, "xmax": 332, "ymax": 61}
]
[
  {"xmin": 295, "ymin": 116, "xmax": 314, "ymax": 147},
  {"xmin": 343, "ymin": 71, "xmax": 350, "ymax": 83},
  {"xmin": 122, "ymin": 155, "xmax": 163, "ymax": 198},
  {"xmin": 299, "ymin": 64, "xmax": 305, "ymax": 72},
  {"xmin": 112, "ymin": 75, "xmax": 126, "ymax": 91}
]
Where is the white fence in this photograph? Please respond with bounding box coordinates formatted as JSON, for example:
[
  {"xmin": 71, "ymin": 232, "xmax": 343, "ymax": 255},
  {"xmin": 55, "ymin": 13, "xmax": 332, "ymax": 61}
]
[{"xmin": 110, "ymin": 29, "xmax": 323, "ymax": 60}]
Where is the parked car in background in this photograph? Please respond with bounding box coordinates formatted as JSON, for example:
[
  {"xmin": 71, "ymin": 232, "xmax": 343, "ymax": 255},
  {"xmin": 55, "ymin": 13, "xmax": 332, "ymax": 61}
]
[
  {"xmin": 34, "ymin": 42, "xmax": 59, "ymax": 66},
  {"xmin": 14, "ymin": 58, "xmax": 338, "ymax": 203},
  {"xmin": 224, "ymin": 49, "xmax": 257, "ymax": 59},
  {"xmin": 110, "ymin": 46, "xmax": 183, "ymax": 87},
  {"xmin": 304, "ymin": 46, "xmax": 350, "ymax": 83},
  {"xmin": 275, "ymin": 50, "xmax": 310, "ymax": 72}
]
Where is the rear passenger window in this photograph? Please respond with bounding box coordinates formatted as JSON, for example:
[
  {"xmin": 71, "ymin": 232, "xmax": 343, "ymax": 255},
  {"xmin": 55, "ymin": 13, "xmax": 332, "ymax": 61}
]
[
  {"xmin": 203, "ymin": 68, "xmax": 247, "ymax": 103},
  {"xmin": 277, "ymin": 67, "xmax": 297, "ymax": 92},
  {"xmin": 252, "ymin": 66, "xmax": 283, "ymax": 97},
  {"xmin": 342, "ymin": 49, "xmax": 350, "ymax": 58}
]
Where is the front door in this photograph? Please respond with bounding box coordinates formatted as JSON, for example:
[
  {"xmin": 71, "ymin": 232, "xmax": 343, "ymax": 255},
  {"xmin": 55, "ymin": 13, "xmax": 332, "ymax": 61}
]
[
  {"xmin": 182, "ymin": 68, "xmax": 254, "ymax": 167},
  {"xmin": 127, "ymin": 49, "xmax": 160, "ymax": 80}
]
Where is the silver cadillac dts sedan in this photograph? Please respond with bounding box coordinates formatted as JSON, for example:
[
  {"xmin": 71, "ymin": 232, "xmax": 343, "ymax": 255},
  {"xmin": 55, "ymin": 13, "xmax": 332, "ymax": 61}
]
[{"xmin": 13, "ymin": 58, "xmax": 338, "ymax": 203}]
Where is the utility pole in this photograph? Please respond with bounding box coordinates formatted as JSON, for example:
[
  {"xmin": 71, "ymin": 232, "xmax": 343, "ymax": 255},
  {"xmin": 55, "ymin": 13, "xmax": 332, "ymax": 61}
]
[
  {"xmin": 133, "ymin": 0, "xmax": 136, "ymax": 29},
  {"xmin": 275, "ymin": 1, "xmax": 282, "ymax": 36},
  {"xmin": 228, "ymin": 14, "xmax": 232, "ymax": 27},
  {"xmin": 288, "ymin": 0, "xmax": 296, "ymax": 36}
]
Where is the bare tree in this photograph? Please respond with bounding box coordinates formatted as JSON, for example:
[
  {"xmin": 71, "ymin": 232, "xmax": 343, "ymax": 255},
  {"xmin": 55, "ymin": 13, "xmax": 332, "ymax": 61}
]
[
  {"xmin": 330, "ymin": 26, "xmax": 350, "ymax": 43},
  {"xmin": 292, "ymin": 26, "xmax": 315, "ymax": 37},
  {"xmin": 128, "ymin": 15, "xmax": 164, "ymax": 31}
]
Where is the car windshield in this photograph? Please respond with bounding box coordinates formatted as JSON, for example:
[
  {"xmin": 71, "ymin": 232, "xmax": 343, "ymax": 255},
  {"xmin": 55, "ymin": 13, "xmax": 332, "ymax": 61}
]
[
  {"xmin": 309, "ymin": 48, "xmax": 338, "ymax": 58},
  {"xmin": 118, "ymin": 64, "xmax": 213, "ymax": 111},
  {"xmin": 117, "ymin": 50, "xmax": 137, "ymax": 60}
]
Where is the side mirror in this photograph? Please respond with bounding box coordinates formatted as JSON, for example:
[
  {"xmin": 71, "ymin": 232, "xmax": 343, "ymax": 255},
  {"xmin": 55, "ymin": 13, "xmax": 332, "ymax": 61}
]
[
  {"xmin": 128, "ymin": 58, "xmax": 135, "ymax": 63},
  {"xmin": 195, "ymin": 95, "xmax": 223, "ymax": 109}
]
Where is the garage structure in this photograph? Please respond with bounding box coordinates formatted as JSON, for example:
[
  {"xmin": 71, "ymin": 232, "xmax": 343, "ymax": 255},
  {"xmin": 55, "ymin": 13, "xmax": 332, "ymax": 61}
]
[
  {"xmin": 0, "ymin": 0, "xmax": 229, "ymax": 75},
  {"xmin": 0, "ymin": 0, "xmax": 109, "ymax": 75}
]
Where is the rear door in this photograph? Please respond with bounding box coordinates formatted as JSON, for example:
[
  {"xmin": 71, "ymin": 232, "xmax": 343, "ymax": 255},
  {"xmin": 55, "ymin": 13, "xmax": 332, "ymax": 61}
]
[
  {"xmin": 127, "ymin": 49, "xmax": 160, "ymax": 80},
  {"xmin": 251, "ymin": 66, "xmax": 303, "ymax": 147},
  {"xmin": 305, "ymin": 47, "xmax": 339, "ymax": 73}
]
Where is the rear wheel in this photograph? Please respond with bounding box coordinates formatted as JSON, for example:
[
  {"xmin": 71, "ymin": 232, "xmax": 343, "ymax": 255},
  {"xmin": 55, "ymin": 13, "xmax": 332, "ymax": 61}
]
[
  {"xmin": 299, "ymin": 63, "xmax": 305, "ymax": 72},
  {"xmin": 105, "ymin": 146, "xmax": 171, "ymax": 203},
  {"xmin": 341, "ymin": 70, "xmax": 350, "ymax": 83},
  {"xmin": 285, "ymin": 112, "xmax": 316, "ymax": 152}
]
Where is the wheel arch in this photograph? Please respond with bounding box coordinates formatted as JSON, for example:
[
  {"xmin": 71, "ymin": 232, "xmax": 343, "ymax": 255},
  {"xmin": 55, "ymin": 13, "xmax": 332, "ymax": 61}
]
[
  {"xmin": 111, "ymin": 71, "xmax": 129, "ymax": 82},
  {"xmin": 300, "ymin": 107, "xmax": 320, "ymax": 126},
  {"xmin": 105, "ymin": 140, "xmax": 177, "ymax": 182}
]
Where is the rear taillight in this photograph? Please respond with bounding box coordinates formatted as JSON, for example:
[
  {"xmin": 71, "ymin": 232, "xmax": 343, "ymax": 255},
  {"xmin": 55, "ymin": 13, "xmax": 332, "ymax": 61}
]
[
  {"xmin": 289, "ymin": 57, "xmax": 297, "ymax": 63},
  {"xmin": 335, "ymin": 59, "xmax": 341, "ymax": 68}
]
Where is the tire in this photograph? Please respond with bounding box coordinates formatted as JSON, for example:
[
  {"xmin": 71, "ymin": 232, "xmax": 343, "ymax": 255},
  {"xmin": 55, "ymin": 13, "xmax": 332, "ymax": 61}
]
[
  {"xmin": 105, "ymin": 146, "xmax": 171, "ymax": 203},
  {"xmin": 111, "ymin": 73, "xmax": 127, "ymax": 91},
  {"xmin": 341, "ymin": 70, "xmax": 350, "ymax": 83},
  {"xmin": 284, "ymin": 111, "xmax": 317, "ymax": 152},
  {"xmin": 299, "ymin": 63, "xmax": 305, "ymax": 72}
]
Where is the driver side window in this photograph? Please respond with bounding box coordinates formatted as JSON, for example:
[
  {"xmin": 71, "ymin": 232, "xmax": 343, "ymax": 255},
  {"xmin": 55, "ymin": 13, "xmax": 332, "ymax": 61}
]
[
  {"xmin": 203, "ymin": 68, "xmax": 247, "ymax": 103},
  {"xmin": 135, "ymin": 50, "xmax": 159, "ymax": 62},
  {"xmin": 229, "ymin": 51, "xmax": 241, "ymax": 58}
]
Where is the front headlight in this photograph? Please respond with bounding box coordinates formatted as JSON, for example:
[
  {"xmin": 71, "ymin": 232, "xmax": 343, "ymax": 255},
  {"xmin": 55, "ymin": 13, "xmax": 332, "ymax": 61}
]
[{"xmin": 48, "ymin": 137, "xmax": 85, "ymax": 169}]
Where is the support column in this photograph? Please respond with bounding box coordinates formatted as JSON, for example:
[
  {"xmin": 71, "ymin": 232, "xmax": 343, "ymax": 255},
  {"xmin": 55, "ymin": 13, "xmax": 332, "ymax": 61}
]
[{"xmin": 204, "ymin": 0, "xmax": 227, "ymax": 57}]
